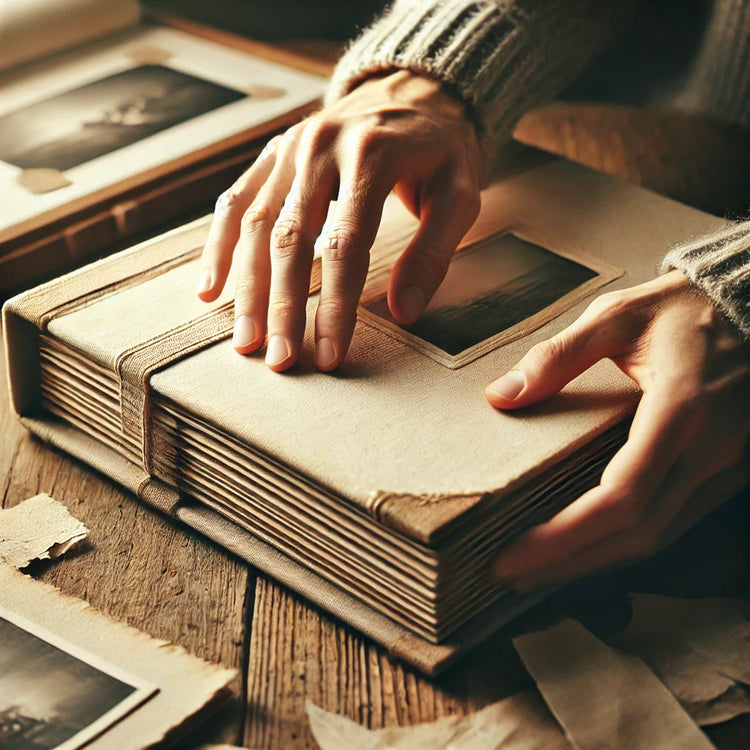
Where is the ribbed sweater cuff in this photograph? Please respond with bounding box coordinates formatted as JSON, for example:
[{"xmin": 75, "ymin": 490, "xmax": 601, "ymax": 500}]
[
  {"xmin": 661, "ymin": 221, "xmax": 750, "ymax": 340},
  {"xmin": 325, "ymin": 0, "xmax": 632, "ymax": 168}
]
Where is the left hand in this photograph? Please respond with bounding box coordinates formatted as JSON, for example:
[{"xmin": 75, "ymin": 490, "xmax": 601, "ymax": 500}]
[{"xmin": 486, "ymin": 270, "xmax": 750, "ymax": 591}]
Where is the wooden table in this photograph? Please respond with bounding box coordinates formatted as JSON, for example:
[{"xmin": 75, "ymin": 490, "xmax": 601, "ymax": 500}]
[{"xmin": 2, "ymin": 106, "xmax": 749, "ymax": 749}]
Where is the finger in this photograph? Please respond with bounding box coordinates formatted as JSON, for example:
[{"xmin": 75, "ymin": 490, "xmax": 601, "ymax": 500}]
[
  {"xmin": 387, "ymin": 167, "xmax": 480, "ymax": 325},
  {"xmin": 313, "ymin": 174, "xmax": 393, "ymax": 370},
  {"xmin": 492, "ymin": 384, "xmax": 693, "ymax": 579},
  {"xmin": 265, "ymin": 154, "xmax": 337, "ymax": 371},
  {"xmin": 198, "ymin": 137, "xmax": 280, "ymax": 302},
  {"xmin": 232, "ymin": 140, "xmax": 299, "ymax": 355},
  {"xmin": 512, "ymin": 459, "xmax": 750, "ymax": 591},
  {"xmin": 485, "ymin": 296, "xmax": 626, "ymax": 409}
]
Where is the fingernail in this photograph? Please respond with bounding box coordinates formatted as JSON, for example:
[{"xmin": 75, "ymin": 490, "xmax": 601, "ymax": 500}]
[
  {"xmin": 398, "ymin": 285, "xmax": 425, "ymax": 324},
  {"xmin": 233, "ymin": 315, "xmax": 256, "ymax": 351},
  {"xmin": 196, "ymin": 269, "xmax": 213, "ymax": 296},
  {"xmin": 487, "ymin": 370, "xmax": 525, "ymax": 400},
  {"xmin": 265, "ymin": 335, "xmax": 290, "ymax": 368},
  {"xmin": 315, "ymin": 337, "xmax": 337, "ymax": 370}
]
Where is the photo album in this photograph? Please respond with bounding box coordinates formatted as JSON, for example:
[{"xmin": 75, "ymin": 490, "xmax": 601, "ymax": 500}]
[
  {"xmin": 4, "ymin": 158, "xmax": 727, "ymax": 674},
  {"xmin": 0, "ymin": 0, "xmax": 328, "ymax": 294}
]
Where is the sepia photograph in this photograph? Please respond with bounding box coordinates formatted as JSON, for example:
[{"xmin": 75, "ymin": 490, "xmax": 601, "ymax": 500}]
[
  {"xmin": 364, "ymin": 233, "xmax": 599, "ymax": 357},
  {"xmin": 0, "ymin": 607, "xmax": 156, "ymax": 750},
  {"xmin": 0, "ymin": 64, "xmax": 246, "ymax": 171}
]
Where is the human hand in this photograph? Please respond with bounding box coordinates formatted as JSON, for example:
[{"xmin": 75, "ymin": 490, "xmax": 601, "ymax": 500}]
[
  {"xmin": 486, "ymin": 270, "xmax": 750, "ymax": 590},
  {"xmin": 197, "ymin": 70, "xmax": 482, "ymax": 371}
]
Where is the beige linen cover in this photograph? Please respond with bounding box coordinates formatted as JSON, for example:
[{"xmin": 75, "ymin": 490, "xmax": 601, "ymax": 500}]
[{"xmin": 3, "ymin": 160, "xmax": 726, "ymax": 673}]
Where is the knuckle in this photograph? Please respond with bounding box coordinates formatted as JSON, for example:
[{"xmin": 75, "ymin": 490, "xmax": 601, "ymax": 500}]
[
  {"xmin": 215, "ymin": 185, "xmax": 242, "ymax": 213},
  {"xmin": 271, "ymin": 216, "xmax": 305, "ymax": 257},
  {"xmin": 262, "ymin": 133, "xmax": 282, "ymax": 155},
  {"xmin": 585, "ymin": 290, "xmax": 630, "ymax": 321},
  {"xmin": 301, "ymin": 116, "xmax": 339, "ymax": 152},
  {"xmin": 267, "ymin": 297, "xmax": 297, "ymax": 320},
  {"xmin": 351, "ymin": 125, "xmax": 390, "ymax": 166},
  {"xmin": 526, "ymin": 337, "xmax": 565, "ymax": 371},
  {"xmin": 233, "ymin": 278, "xmax": 258, "ymax": 304},
  {"xmin": 316, "ymin": 298, "xmax": 355, "ymax": 326},
  {"xmin": 322, "ymin": 227, "xmax": 359, "ymax": 262},
  {"xmin": 240, "ymin": 203, "xmax": 271, "ymax": 233}
]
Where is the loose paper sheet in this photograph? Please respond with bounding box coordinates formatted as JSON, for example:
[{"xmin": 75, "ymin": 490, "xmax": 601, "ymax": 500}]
[
  {"xmin": 610, "ymin": 594, "xmax": 750, "ymax": 725},
  {"xmin": 0, "ymin": 493, "xmax": 88, "ymax": 568},
  {"xmin": 513, "ymin": 619, "xmax": 714, "ymax": 750},
  {"xmin": 306, "ymin": 692, "xmax": 571, "ymax": 750},
  {"xmin": 0, "ymin": 565, "xmax": 236, "ymax": 749}
]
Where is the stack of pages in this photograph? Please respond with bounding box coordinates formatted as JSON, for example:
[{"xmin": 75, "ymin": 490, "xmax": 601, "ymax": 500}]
[{"xmin": 3, "ymin": 160, "xmax": 725, "ymax": 674}]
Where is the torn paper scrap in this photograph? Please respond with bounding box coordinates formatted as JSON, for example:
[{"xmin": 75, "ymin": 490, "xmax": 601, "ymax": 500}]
[
  {"xmin": 0, "ymin": 493, "xmax": 88, "ymax": 568},
  {"xmin": 306, "ymin": 691, "xmax": 571, "ymax": 750},
  {"xmin": 513, "ymin": 619, "xmax": 714, "ymax": 750},
  {"xmin": 610, "ymin": 593, "xmax": 750, "ymax": 726}
]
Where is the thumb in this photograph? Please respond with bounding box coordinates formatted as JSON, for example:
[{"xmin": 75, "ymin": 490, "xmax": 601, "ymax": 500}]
[{"xmin": 485, "ymin": 310, "xmax": 615, "ymax": 410}]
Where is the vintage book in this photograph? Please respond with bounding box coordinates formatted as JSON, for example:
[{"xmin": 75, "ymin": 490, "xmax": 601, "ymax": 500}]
[
  {"xmin": 3, "ymin": 160, "xmax": 726, "ymax": 675},
  {"xmin": 0, "ymin": 565, "xmax": 236, "ymax": 748},
  {"xmin": 0, "ymin": 0, "xmax": 328, "ymax": 294}
]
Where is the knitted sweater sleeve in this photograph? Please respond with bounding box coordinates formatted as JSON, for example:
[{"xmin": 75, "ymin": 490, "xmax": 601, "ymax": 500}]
[
  {"xmin": 325, "ymin": 0, "xmax": 750, "ymax": 340},
  {"xmin": 325, "ymin": 0, "xmax": 636, "ymax": 166},
  {"xmin": 661, "ymin": 222, "xmax": 750, "ymax": 341}
]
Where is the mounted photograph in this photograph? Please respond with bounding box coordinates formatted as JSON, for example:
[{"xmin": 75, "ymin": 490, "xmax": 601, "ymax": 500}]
[
  {"xmin": 362, "ymin": 232, "xmax": 614, "ymax": 366},
  {"xmin": 0, "ymin": 606, "xmax": 157, "ymax": 750},
  {"xmin": 0, "ymin": 65, "xmax": 246, "ymax": 172}
]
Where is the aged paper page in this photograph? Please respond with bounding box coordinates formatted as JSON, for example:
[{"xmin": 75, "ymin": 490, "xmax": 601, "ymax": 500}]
[
  {"xmin": 0, "ymin": 0, "xmax": 139, "ymax": 73},
  {"xmin": 514, "ymin": 619, "xmax": 714, "ymax": 750},
  {"xmin": 307, "ymin": 692, "xmax": 571, "ymax": 750},
  {"xmin": 0, "ymin": 565, "xmax": 236, "ymax": 749},
  {"xmin": 0, "ymin": 493, "xmax": 88, "ymax": 569}
]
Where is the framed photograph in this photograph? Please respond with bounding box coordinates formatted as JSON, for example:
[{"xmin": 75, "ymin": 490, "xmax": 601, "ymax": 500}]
[
  {"xmin": 359, "ymin": 232, "xmax": 622, "ymax": 368},
  {"xmin": 0, "ymin": 606, "xmax": 157, "ymax": 750},
  {"xmin": 0, "ymin": 24, "xmax": 327, "ymax": 241}
]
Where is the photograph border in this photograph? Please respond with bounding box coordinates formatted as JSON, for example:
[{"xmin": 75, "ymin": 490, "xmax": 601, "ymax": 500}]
[
  {"xmin": 357, "ymin": 231, "xmax": 624, "ymax": 369},
  {"xmin": 0, "ymin": 603, "xmax": 158, "ymax": 750}
]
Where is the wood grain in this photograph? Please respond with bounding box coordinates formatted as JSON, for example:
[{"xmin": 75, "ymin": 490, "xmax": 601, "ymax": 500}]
[
  {"xmin": 515, "ymin": 103, "xmax": 750, "ymax": 216},
  {"xmin": 0, "ymin": 332, "xmax": 252, "ymax": 746},
  {"xmin": 2, "ymin": 103, "xmax": 749, "ymax": 750},
  {"xmin": 243, "ymin": 578, "xmax": 534, "ymax": 749}
]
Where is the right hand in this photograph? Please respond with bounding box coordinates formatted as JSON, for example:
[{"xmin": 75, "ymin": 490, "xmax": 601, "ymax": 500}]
[{"xmin": 196, "ymin": 70, "xmax": 482, "ymax": 371}]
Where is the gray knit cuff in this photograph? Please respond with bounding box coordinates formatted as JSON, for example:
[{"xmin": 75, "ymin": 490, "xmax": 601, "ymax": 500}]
[
  {"xmin": 325, "ymin": 0, "xmax": 633, "ymax": 170},
  {"xmin": 661, "ymin": 221, "xmax": 750, "ymax": 340}
]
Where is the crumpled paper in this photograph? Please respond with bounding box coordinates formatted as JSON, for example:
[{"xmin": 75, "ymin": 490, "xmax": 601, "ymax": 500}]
[
  {"xmin": 610, "ymin": 593, "xmax": 750, "ymax": 725},
  {"xmin": 513, "ymin": 618, "xmax": 714, "ymax": 750},
  {"xmin": 306, "ymin": 691, "xmax": 570, "ymax": 750},
  {"xmin": 0, "ymin": 493, "xmax": 88, "ymax": 568}
]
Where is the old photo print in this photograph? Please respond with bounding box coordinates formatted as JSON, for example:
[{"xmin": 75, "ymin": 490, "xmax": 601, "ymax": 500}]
[
  {"xmin": 364, "ymin": 233, "xmax": 598, "ymax": 358},
  {"xmin": 0, "ymin": 606, "xmax": 156, "ymax": 749},
  {"xmin": 0, "ymin": 65, "xmax": 246, "ymax": 171}
]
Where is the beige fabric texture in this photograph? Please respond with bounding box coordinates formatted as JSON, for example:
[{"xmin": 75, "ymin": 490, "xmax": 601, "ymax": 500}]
[{"xmin": 2, "ymin": 161, "xmax": 729, "ymax": 673}]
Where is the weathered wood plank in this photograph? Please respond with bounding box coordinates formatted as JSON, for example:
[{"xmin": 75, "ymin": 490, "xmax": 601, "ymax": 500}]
[
  {"xmin": 0, "ymin": 329, "xmax": 253, "ymax": 745},
  {"xmin": 243, "ymin": 577, "xmax": 533, "ymax": 749}
]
